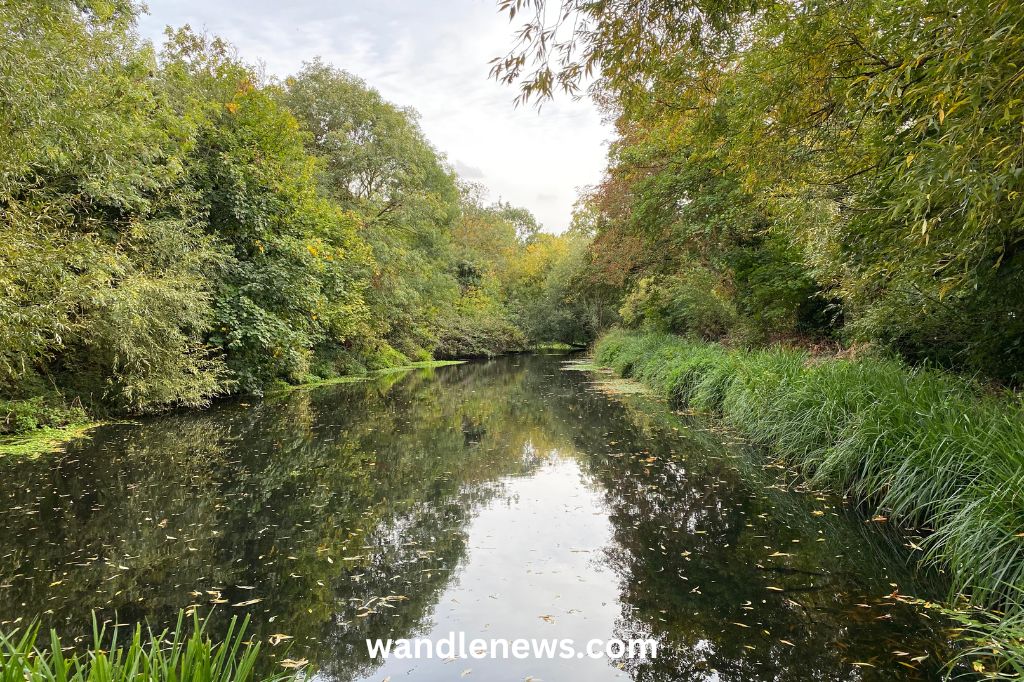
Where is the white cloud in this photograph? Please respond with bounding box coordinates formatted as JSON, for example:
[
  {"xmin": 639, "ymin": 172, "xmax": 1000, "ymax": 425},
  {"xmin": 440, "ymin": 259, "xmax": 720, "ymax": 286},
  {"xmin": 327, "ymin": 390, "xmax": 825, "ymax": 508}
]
[
  {"xmin": 136, "ymin": 0, "xmax": 610, "ymax": 232},
  {"xmin": 453, "ymin": 160, "xmax": 486, "ymax": 180}
]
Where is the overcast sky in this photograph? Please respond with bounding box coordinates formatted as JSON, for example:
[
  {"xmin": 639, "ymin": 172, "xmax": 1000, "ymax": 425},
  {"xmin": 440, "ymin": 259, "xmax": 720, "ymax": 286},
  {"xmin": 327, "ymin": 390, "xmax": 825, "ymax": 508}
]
[{"xmin": 136, "ymin": 0, "xmax": 610, "ymax": 233}]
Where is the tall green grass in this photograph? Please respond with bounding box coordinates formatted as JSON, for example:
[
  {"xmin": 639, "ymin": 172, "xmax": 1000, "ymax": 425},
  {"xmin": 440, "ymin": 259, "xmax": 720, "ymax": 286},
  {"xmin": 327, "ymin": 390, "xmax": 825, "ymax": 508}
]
[
  {"xmin": 0, "ymin": 613, "xmax": 299, "ymax": 682},
  {"xmin": 595, "ymin": 329, "xmax": 1024, "ymax": 675}
]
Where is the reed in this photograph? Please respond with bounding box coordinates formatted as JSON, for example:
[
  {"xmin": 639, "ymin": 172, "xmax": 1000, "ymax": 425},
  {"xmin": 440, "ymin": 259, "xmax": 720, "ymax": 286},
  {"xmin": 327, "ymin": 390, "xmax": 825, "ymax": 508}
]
[{"xmin": 0, "ymin": 612, "xmax": 298, "ymax": 682}]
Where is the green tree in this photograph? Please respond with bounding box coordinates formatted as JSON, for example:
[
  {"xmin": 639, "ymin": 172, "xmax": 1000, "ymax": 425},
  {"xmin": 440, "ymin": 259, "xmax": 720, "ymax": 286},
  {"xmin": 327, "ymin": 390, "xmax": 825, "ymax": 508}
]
[
  {"xmin": 494, "ymin": 0, "xmax": 1024, "ymax": 380},
  {"xmin": 0, "ymin": 1, "xmax": 227, "ymax": 412},
  {"xmin": 281, "ymin": 61, "xmax": 462, "ymax": 360},
  {"xmin": 160, "ymin": 30, "xmax": 374, "ymax": 390}
]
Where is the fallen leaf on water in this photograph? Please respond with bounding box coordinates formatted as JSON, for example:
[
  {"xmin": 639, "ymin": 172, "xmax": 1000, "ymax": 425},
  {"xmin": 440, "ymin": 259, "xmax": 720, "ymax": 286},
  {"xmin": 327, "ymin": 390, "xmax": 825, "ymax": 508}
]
[
  {"xmin": 232, "ymin": 598, "xmax": 262, "ymax": 607},
  {"xmin": 279, "ymin": 658, "xmax": 308, "ymax": 669}
]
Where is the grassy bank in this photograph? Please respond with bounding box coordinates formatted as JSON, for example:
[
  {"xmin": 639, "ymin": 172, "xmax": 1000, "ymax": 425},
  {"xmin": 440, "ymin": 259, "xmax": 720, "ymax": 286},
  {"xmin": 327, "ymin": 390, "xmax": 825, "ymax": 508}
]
[
  {"xmin": 0, "ymin": 396, "xmax": 101, "ymax": 458},
  {"xmin": 0, "ymin": 613, "xmax": 299, "ymax": 682},
  {"xmin": 594, "ymin": 329, "xmax": 1024, "ymax": 675}
]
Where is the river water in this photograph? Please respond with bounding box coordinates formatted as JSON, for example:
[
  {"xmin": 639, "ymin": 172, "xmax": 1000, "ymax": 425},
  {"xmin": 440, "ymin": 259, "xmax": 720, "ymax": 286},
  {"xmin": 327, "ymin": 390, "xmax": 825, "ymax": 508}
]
[{"xmin": 0, "ymin": 353, "xmax": 955, "ymax": 680}]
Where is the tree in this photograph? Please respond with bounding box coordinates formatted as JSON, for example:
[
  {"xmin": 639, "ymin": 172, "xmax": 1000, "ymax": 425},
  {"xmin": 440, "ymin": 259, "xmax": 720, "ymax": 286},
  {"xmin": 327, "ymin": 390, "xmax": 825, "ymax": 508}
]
[
  {"xmin": 0, "ymin": 1, "xmax": 227, "ymax": 411},
  {"xmin": 281, "ymin": 61, "xmax": 462, "ymax": 360},
  {"xmin": 161, "ymin": 29, "xmax": 374, "ymax": 391},
  {"xmin": 494, "ymin": 0, "xmax": 1024, "ymax": 380}
]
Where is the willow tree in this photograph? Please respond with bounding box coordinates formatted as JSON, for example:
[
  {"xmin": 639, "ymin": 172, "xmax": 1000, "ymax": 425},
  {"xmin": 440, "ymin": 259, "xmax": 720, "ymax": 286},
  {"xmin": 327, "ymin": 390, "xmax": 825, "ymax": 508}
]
[{"xmin": 0, "ymin": 0, "xmax": 227, "ymax": 411}]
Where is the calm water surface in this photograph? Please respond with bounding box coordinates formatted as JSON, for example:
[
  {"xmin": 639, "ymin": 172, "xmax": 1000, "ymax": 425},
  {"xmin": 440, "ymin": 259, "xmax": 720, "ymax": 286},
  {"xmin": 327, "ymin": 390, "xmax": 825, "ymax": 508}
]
[{"xmin": 0, "ymin": 354, "xmax": 956, "ymax": 680}]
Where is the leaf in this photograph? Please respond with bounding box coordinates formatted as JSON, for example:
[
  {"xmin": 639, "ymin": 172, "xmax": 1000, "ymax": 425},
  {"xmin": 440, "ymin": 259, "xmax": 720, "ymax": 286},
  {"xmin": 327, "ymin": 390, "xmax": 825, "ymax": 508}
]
[{"xmin": 232, "ymin": 598, "xmax": 262, "ymax": 607}]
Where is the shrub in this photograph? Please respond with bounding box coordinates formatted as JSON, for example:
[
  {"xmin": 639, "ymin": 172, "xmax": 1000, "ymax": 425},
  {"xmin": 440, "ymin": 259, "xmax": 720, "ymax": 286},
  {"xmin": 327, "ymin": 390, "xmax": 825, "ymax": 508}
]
[
  {"xmin": 619, "ymin": 271, "xmax": 736, "ymax": 340},
  {"xmin": 0, "ymin": 397, "xmax": 88, "ymax": 436}
]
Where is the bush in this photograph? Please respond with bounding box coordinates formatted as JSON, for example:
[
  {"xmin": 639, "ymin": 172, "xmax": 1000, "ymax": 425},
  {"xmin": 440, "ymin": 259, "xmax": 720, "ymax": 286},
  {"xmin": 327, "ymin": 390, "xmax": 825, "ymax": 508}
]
[
  {"xmin": 619, "ymin": 271, "xmax": 736, "ymax": 340},
  {"xmin": 433, "ymin": 315, "xmax": 528, "ymax": 359},
  {"xmin": 0, "ymin": 397, "xmax": 88, "ymax": 436},
  {"xmin": 363, "ymin": 343, "xmax": 409, "ymax": 371}
]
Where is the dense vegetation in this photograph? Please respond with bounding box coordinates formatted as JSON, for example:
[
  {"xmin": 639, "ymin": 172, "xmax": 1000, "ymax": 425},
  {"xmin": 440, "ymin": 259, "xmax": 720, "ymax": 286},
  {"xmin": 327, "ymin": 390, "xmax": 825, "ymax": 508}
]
[
  {"xmin": 3, "ymin": 0, "xmax": 1023, "ymax": 674},
  {"xmin": 492, "ymin": 0, "xmax": 1024, "ymax": 382},
  {"xmin": 595, "ymin": 330, "xmax": 1024, "ymax": 675},
  {"xmin": 0, "ymin": 1, "xmax": 598, "ymax": 436}
]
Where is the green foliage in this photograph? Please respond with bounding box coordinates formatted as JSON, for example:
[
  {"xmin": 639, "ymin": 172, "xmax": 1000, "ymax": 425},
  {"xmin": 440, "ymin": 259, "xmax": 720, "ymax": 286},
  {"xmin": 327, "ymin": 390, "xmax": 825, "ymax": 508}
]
[
  {"xmin": 444, "ymin": 185, "xmax": 605, "ymax": 350},
  {"xmin": 595, "ymin": 329, "xmax": 1024, "ymax": 669},
  {"xmin": 0, "ymin": 1, "xmax": 229, "ymax": 412},
  {"xmin": 0, "ymin": 612, "xmax": 296, "ymax": 682},
  {"xmin": 1, "ymin": 5, "xmax": 549, "ymax": 428},
  {"xmin": 280, "ymin": 60, "xmax": 462, "ymax": 357},
  {"xmin": 0, "ymin": 397, "xmax": 87, "ymax": 437},
  {"xmin": 433, "ymin": 314, "xmax": 528, "ymax": 359},
  {"xmin": 496, "ymin": 0, "xmax": 1024, "ymax": 381},
  {"xmin": 619, "ymin": 270, "xmax": 736, "ymax": 339},
  {"xmin": 159, "ymin": 31, "xmax": 376, "ymax": 392}
]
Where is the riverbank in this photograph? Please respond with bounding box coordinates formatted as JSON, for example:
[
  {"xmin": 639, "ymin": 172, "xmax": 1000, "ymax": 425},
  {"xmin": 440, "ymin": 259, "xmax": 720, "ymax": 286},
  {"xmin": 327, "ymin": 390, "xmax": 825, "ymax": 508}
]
[
  {"xmin": 2, "ymin": 346, "xmax": 585, "ymax": 458},
  {"xmin": 266, "ymin": 359, "xmax": 466, "ymax": 395},
  {"xmin": 594, "ymin": 329, "xmax": 1024, "ymax": 675}
]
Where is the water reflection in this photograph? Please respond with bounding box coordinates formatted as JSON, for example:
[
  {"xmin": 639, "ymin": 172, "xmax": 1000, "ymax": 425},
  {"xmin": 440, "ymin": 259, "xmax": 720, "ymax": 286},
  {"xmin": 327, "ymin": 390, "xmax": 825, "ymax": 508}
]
[{"xmin": 0, "ymin": 355, "xmax": 956, "ymax": 680}]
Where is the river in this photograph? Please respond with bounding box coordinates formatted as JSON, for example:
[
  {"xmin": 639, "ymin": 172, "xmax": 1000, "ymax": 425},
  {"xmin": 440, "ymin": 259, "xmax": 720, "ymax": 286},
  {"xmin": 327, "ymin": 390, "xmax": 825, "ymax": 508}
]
[{"xmin": 0, "ymin": 353, "xmax": 954, "ymax": 680}]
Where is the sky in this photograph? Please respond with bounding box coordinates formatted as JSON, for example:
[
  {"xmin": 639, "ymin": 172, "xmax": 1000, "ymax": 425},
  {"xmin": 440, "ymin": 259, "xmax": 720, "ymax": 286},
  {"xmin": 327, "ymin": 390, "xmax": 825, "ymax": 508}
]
[{"xmin": 136, "ymin": 0, "xmax": 611, "ymax": 233}]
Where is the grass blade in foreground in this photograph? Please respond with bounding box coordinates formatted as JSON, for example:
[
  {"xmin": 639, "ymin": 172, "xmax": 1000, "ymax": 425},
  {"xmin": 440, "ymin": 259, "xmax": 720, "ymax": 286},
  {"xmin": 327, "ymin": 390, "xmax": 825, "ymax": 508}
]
[{"xmin": 0, "ymin": 612, "xmax": 301, "ymax": 682}]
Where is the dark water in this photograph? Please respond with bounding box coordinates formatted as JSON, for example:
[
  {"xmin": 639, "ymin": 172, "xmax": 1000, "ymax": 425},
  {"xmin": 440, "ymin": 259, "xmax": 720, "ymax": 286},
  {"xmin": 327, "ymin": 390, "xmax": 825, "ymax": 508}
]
[{"xmin": 0, "ymin": 354, "xmax": 957, "ymax": 680}]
